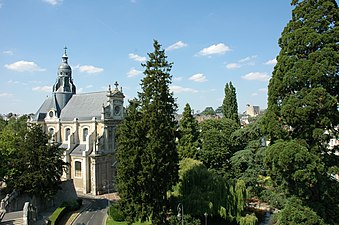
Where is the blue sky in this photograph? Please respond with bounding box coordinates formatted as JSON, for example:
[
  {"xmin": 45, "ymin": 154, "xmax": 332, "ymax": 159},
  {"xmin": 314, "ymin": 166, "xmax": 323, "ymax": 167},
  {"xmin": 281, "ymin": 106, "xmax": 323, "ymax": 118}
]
[{"xmin": 0, "ymin": 0, "xmax": 295, "ymax": 115}]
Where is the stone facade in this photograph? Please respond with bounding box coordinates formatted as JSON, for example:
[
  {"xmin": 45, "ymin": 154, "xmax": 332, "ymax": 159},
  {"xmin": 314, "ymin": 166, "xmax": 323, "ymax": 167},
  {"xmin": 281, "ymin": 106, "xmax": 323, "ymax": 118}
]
[{"xmin": 30, "ymin": 48, "xmax": 124, "ymax": 195}]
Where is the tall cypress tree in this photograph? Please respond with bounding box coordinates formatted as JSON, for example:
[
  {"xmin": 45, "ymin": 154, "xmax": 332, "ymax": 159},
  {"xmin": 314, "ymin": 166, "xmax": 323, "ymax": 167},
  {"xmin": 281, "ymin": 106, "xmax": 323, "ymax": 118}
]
[
  {"xmin": 117, "ymin": 40, "xmax": 178, "ymax": 225},
  {"xmin": 177, "ymin": 103, "xmax": 200, "ymax": 159},
  {"xmin": 222, "ymin": 82, "xmax": 240, "ymax": 125},
  {"xmin": 116, "ymin": 100, "xmax": 146, "ymax": 223},
  {"xmin": 265, "ymin": 0, "xmax": 339, "ymax": 223}
]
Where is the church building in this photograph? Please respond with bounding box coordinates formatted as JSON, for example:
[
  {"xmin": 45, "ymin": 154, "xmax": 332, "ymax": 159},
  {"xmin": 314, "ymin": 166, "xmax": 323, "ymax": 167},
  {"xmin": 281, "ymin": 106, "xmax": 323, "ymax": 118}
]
[{"xmin": 30, "ymin": 48, "xmax": 124, "ymax": 195}]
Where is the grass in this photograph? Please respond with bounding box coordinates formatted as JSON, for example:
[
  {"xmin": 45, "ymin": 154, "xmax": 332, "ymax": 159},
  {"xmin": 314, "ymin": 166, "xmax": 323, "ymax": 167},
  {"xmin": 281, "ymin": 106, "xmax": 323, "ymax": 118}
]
[{"xmin": 106, "ymin": 216, "xmax": 151, "ymax": 225}]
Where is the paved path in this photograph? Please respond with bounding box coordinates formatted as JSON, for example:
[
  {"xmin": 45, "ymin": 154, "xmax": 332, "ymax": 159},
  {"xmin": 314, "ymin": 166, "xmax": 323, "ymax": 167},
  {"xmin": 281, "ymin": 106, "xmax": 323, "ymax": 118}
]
[{"xmin": 71, "ymin": 198, "xmax": 108, "ymax": 225}]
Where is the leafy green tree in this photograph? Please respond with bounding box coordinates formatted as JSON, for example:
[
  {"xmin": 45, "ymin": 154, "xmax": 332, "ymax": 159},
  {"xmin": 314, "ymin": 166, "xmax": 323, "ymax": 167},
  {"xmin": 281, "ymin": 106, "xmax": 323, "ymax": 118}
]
[
  {"xmin": 239, "ymin": 214, "xmax": 258, "ymax": 225},
  {"xmin": 277, "ymin": 197, "xmax": 327, "ymax": 225},
  {"xmin": 172, "ymin": 158, "xmax": 225, "ymax": 216},
  {"xmin": 8, "ymin": 124, "xmax": 65, "ymax": 199},
  {"xmin": 117, "ymin": 40, "xmax": 178, "ymax": 225},
  {"xmin": 0, "ymin": 115, "xmax": 30, "ymax": 184},
  {"xmin": 220, "ymin": 179, "xmax": 247, "ymax": 223},
  {"xmin": 265, "ymin": 140, "xmax": 324, "ymax": 199},
  {"xmin": 222, "ymin": 82, "xmax": 240, "ymax": 125},
  {"xmin": 177, "ymin": 103, "xmax": 200, "ymax": 159},
  {"xmin": 230, "ymin": 141, "xmax": 266, "ymax": 188},
  {"xmin": 198, "ymin": 119, "xmax": 238, "ymax": 175},
  {"xmin": 264, "ymin": 1, "xmax": 339, "ymax": 223}
]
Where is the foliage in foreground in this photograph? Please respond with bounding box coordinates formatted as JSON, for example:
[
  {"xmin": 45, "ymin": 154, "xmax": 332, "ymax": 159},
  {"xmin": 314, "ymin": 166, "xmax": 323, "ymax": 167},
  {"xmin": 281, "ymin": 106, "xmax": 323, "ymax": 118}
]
[{"xmin": 0, "ymin": 120, "xmax": 66, "ymax": 199}]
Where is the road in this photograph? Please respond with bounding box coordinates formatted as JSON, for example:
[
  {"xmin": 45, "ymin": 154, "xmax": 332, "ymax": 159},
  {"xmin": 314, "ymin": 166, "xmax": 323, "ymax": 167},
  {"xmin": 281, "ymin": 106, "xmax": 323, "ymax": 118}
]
[{"xmin": 72, "ymin": 198, "xmax": 108, "ymax": 225}]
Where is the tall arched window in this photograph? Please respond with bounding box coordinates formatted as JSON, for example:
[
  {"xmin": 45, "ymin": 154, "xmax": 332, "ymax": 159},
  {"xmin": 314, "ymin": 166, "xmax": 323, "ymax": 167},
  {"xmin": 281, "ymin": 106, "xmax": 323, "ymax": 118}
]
[
  {"xmin": 65, "ymin": 128, "xmax": 71, "ymax": 141},
  {"xmin": 74, "ymin": 161, "xmax": 81, "ymax": 177},
  {"xmin": 83, "ymin": 128, "xmax": 88, "ymax": 142},
  {"xmin": 48, "ymin": 128, "xmax": 55, "ymax": 141}
]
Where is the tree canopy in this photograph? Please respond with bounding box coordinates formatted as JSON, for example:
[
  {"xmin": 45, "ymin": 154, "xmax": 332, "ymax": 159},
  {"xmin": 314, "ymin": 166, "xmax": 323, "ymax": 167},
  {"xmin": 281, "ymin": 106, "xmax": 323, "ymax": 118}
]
[
  {"xmin": 264, "ymin": 0, "xmax": 339, "ymax": 223},
  {"xmin": 0, "ymin": 122, "xmax": 66, "ymax": 199}
]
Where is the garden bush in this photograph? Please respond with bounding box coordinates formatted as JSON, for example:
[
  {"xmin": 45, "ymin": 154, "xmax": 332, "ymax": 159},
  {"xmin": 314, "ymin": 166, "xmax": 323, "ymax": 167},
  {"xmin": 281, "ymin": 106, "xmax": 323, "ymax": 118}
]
[{"xmin": 108, "ymin": 203, "xmax": 125, "ymax": 221}]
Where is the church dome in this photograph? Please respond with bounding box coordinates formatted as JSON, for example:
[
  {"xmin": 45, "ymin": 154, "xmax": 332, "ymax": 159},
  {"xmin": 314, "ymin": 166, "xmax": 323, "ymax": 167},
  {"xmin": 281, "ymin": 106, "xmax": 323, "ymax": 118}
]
[
  {"xmin": 58, "ymin": 62, "xmax": 71, "ymax": 71},
  {"xmin": 58, "ymin": 51, "xmax": 72, "ymax": 75}
]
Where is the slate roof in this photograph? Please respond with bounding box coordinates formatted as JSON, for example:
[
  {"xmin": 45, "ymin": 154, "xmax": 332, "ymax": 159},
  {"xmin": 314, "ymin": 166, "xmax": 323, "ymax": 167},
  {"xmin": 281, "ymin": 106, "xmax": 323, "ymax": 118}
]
[
  {"xmin": 32, "ymin": 97, "xmax": 55, "ymax": 121},
  {"xmin": 70, "ymin": 144, "xmax": 86, "ymax": 156},
  {"xmin": 60, "ymin": 92, "xmax": 107, "ymax": 121},
  {"xmin": 32, "ymin": 91, "xmax": 107, "ymax": 122}
]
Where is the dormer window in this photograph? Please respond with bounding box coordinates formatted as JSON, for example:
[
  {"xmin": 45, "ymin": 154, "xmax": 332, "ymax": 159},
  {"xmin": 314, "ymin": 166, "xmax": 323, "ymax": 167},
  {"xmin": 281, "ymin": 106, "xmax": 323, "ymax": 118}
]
[
  {"xmin": 65, "ymin": 128, "xmax": 71, "ymax": 141},
  {"xmin": 83, "ymin": 128, "xmax": 88, "ymax": 141}
]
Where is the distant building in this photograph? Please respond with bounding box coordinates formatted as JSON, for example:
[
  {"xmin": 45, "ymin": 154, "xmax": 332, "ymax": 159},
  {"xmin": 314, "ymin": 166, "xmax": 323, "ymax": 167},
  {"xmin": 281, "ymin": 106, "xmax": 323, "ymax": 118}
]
[
  {"xmin": 30, "ymin": 48, "xmax": 124, "ymax": 195},
  {"xmin": 246, "ymin": 104, "xmax": 260, "ymax": 117}
]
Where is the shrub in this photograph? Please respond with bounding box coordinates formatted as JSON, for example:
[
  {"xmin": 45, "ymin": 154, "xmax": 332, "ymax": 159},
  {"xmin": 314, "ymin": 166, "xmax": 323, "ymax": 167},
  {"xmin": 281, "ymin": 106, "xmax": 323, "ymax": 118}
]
[
  {"xmin": 61, "ymin": 199, "xmax": 81, "ymax": 211},
  {"xmin": 108, "ymin": 203, "xmax": 125, "ymax": 222}
]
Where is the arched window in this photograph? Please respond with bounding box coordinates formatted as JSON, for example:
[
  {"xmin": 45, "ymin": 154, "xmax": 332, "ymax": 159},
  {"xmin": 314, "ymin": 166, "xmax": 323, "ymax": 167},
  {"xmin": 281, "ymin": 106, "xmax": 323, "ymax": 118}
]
[
  {"xmin": 48, "ymin": 128, "xmax": 55, "ymax": 142},
  {"xmin": 74, "ymin": 161, "xmax": 81, "ymax": 177},
  {"xmin": 83, "ymin": 128, "xmax": 88, "ymax": 142},
  {"xmin": 65, "ymin": 128, "xmax": 71, "ymax": 141}
]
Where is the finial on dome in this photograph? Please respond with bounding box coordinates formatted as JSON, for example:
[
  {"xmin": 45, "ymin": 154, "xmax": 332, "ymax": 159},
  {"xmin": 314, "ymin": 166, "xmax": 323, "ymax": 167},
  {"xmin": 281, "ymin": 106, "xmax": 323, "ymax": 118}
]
[
  {"xmin": 62, "ymin": 46, "xmax": 68, "ymax": 63},
  {"xmin": 114, "ymin": 81, "xmax": 119, "ymax": 90}
]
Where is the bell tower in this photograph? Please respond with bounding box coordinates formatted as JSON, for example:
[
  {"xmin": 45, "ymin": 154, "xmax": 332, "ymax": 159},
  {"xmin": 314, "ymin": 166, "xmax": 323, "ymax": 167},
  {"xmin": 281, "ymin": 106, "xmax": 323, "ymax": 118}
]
[{"xmin": 52, "ymin": 47, "xmax": 76, "ymax": 116}]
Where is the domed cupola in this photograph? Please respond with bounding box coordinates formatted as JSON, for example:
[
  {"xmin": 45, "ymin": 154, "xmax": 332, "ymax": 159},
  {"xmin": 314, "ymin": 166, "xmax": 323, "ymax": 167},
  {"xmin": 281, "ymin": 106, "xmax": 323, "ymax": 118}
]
[
  {"xmin": 58, "ymin": 50, "xmax": 72, "ymax": 75},
  {"xmin": 52, "ymin": 47, "xmax": 76, "ymax": 116}
]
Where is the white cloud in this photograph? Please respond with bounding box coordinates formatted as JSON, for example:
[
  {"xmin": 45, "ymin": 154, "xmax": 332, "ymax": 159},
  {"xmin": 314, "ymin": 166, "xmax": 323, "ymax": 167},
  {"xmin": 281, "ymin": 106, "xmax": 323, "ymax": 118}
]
[
  {"xmin": 78, "ymin": 65, "xmax": 104, "ymax": 74},
  {"xmin": 127, "ymin": 67, "xmax": 142, "ymax": 77},
  {"xmin": 252, "ymin": 93, "xmax": 258, "ymax": 96},
  {"xmin": 3, "ymin": 50, "xmax": 13, "ymax": 55},
  {"xmin": 166, "ymin": 41, "xmax": 188, "ymax": 51},
  {"xmin": 197, "ymin": 43, "xmax": 231, "ymax": 56},
  {"xmin": 259, "ymin": 88, "xmax": 268, "ymax": 93},
  {"xmin": 173, "ymin": 77, "xmax": 183, "ymax": 81},
  {"xmin": 32, "ymin": 86, "xmax": 52, "ymax": 92},
  {"xmin": 239, "ymin": 55, "xmax": 257, "ymax": 63},
  {"xmin": 170, "ymin": 85, "xmax": 198, "ymax": 93},
  {"xmin": 128, "ymin": 53, "xmax": 146, "ymax": 62},
  {"xmin": 189, "ymin": 73, "xmax": 208, "ymax": 82},
  {"xmin": 264, "ymin": 58, "xmax": 277, "ymax": 65},
  {"xmin": 42, "ymin": 0, "xmax": 63, "ymax": 5},
  {"xmin": 226, "ymin": 63, "xmax": 241, "ymax": 69},
  {"xmin": 8, "ymin": 80, "xmax": 21, "ymax": 85},
  {"xmin": 4, "ymin": 60, "xmax": 45, "ymax": 72},
  {"xmin": 242, "ymin": 72, "xmax": 270, "ymax": 82},
  {"xmin": 0, "ymin": 92, "xmax": 13, "ymax": 97}
]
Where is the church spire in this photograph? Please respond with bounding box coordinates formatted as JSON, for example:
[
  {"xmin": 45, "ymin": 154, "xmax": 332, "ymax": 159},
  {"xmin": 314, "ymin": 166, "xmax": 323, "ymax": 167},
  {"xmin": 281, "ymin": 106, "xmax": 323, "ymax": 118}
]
[{"xmin": 52, "ymin": 47, "xmax": 76, "ymax": 115}]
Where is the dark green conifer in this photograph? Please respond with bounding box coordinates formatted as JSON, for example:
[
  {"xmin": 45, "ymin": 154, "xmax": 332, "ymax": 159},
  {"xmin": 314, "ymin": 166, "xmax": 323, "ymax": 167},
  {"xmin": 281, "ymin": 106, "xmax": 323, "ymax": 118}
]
[
  {"xmin": 265, "ymin": 1, "xmax": 339, "ymax": 223},
  {"xmin": 222, "ymin": 82, "xmax": 240, "ymax": 125},
  {"xmin": 177, "ymin": 103, "xmax": 200, "ymax": 159},
  {"xmin": 117, "ymin": 40, "xmax": 178, "ymax": 225}
]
